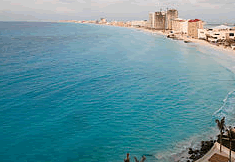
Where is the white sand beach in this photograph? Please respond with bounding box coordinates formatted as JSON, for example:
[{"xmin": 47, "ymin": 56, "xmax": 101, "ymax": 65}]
[{"xmin": 130, "ymin": 26, "xmax": 235, "ymax": 55}]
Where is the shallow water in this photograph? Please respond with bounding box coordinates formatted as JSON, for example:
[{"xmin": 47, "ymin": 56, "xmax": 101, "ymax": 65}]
[{"xmin": 0, "ymin": 22, "xmax": 235, "ymax": 162}]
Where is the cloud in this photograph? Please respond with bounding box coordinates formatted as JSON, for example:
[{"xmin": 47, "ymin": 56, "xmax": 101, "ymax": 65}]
[
  {"xmin": 0, "ymin": 0, "xmax": 235, "ymax": 22},
  {"xmin": 35, "ymin": 0, "xmax": 58, "ymax": 5},
  {"xmin": 58, "ymin": 0, "xmax": 79, "ymax": 4},
  {"xmin": 196, "ymin": 0, "xmax": 234, "ymax": 4},
  {"xmin": 35, "ymin": 0, "xmax": 85, "ymax": 5},
  {"xmin": 56, "ymin": 7, "xmax": 76, "ymax": 13}
]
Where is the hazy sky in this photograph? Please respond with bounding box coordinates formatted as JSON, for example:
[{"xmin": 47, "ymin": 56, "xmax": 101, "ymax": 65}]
[{"xmin": 0, "ymin": 0, "xmax": 234, "ymax": 23}]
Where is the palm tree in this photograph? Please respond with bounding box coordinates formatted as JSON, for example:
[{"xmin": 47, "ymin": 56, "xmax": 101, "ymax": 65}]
[
  {"xmin": 124, "ymin": 153, "xmax": 130, "ymax": 162},
  {"xmin": 134, "ymin": 156, "xmax": 146, "ymax": 162},
  {"xmin": 215, "ymin": 117, "xmax": 226, "ymax": 152},
  {"xmin": 223, "ymin": 127, "xmax": 235, "ymax": 162},
  {"xmin": 227, "ymin": 127, "xmax": 232, "ymax": 162}
]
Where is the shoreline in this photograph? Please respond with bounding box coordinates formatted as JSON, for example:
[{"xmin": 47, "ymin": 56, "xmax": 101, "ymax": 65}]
[
  {"xmin": 58, "ymin": 22, "xmax": 235, "ymax": 162},
  {"xmin": 1, "ymin": 21, "xmax": 235, "ymax": 162},
  {"xmin": 129, "ymin": 26, "xmax": 235, "ymax": 55},
  {"xmin": 92, "ymin": 24, "xmax": 235, "ymax": 161},
  {"xmin": 79, "ymin": 22, "xmax": 235, "ymax": 54}
]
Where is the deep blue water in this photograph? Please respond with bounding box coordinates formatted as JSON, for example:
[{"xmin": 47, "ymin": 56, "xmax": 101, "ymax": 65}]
[{"xmin": 1, "ymin": 22, "xmax": 235, "ymax": 162}]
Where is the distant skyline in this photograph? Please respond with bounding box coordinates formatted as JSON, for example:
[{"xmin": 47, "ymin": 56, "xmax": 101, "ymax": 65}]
[{"xmin": 0, "ymin": 0, "xmax": 235, "ymax": 23}]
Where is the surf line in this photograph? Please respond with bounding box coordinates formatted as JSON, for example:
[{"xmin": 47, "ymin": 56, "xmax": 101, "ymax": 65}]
[{"xmin": 213, "ymin": 89, "xmax": 235, "ymax": 116}]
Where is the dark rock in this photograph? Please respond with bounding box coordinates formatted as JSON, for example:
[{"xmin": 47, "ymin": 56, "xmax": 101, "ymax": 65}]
[
  {"xmin": 194, "ymin": 150, "xmax": 199, "ymax": 154},
  {"xmin": 182, "ymin": 132, "xmax": 235, "ymax": 161},
  {"xmin": 189, "ymin": 154, "xmax": 196, "ymax": 159},
  {"xmin": 185, "ymin": 138, "xmax": 216, "ymax": 161},
  {"xmin": 188, "ymin": 148, "xmax": 193, "ymax": 154}
]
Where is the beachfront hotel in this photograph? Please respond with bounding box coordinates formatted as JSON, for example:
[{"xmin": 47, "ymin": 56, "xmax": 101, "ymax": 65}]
[
  {"xmin": 172, "ymin": 18, "xmax": 189, "ymax": 34},
  {"xmin": 188, "ymin": 19, "xmax": 204, "ymax": 39},
  {"xmin": 147, "ymin": 9, "xmax": 178, "ymax": 30},
  {"xmin": 166, "ymin": 9, "xmax": 178, "ymax": 30},
  {"xmin": 148, "ymin": 11, "xmax": 166, "ymax": 30}
]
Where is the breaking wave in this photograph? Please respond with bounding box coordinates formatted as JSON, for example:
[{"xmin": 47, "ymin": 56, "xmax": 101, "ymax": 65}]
[{"xmin": 213, "ymin": 90, "xmax": 235, "ymax": 126}]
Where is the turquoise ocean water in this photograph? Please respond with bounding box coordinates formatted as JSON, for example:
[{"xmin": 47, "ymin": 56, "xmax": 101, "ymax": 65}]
[{"xmin": 1, "ymin": 22, "xmax": 235, "ymax": 162}]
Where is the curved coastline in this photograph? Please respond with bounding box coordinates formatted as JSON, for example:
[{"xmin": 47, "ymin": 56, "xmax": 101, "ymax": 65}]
[
  {"xmin": 94, "ymin": 23, "xmax": 235, "ymax": 161},
  {"xmin": 78, "ymin": 22, "xmax": 235, "ymax": 55},
  {"xmin": 2, "ymin": 21, "xmax": 235, "ymax": 162},
  {"xmin": 134, "ymin": 27, "xmax": 235, "ymax": 55},
  {"xmin": 80, "ymin": 22, "xmax": 235, "ymax": 162}
]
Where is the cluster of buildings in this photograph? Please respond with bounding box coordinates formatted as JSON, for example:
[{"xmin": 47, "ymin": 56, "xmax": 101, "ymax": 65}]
[
  {"xmin": 144, "ymin": 9, "xmax": 235, "ymax": 48},
  {"xmin": 147, "ymin": 9, "xmax": 178, "ymax": 30},
  {"xmin": 60, "ymin": 9, "xmax": 235, "ymax": 49},
  {"xmin": 92, "ymin": 9, "xmax": 207, "ymax": 40},
  {"xmin": 146, "ymin": 9, "xmax": 205, "ymax": 38},
  {"xmin": 198, "ymin": 25, "xmax": 235, "ymax": 42}
]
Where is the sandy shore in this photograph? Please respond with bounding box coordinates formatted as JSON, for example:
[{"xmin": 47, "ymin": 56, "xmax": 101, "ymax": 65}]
[
  {"xmin": 79, "ymin": 22, "xmax": 235, "ymax": 55},
  {"xmin": 129, "ymin": 26, "xmax": 235, "ymax": 55},
  {"xmin": 188, "ymin": 38, "xmax": 235, "ymax": 55}
]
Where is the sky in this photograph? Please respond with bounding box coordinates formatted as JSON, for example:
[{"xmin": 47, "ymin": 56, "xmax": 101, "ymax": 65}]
[{"xmin": 0, "ymin": 0, "xmax": 234, "ymax": 23}]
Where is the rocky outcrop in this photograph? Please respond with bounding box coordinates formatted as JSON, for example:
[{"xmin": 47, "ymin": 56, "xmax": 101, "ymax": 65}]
[{"xmin": 185, "ymin": 140, "xmax": 216, "ymax": 162}]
